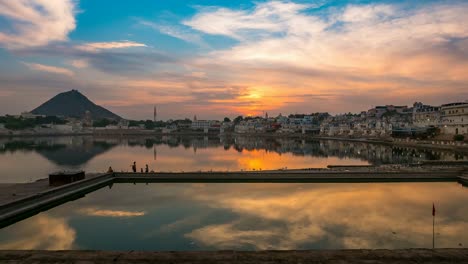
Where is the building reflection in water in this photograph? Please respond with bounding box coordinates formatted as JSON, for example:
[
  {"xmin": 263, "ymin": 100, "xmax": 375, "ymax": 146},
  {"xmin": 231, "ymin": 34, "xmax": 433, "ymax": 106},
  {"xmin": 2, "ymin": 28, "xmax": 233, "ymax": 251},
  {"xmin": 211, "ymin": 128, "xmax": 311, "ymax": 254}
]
[{"xmin": 0, "ymin": 135, "xmax": 465, "ymax": 182}]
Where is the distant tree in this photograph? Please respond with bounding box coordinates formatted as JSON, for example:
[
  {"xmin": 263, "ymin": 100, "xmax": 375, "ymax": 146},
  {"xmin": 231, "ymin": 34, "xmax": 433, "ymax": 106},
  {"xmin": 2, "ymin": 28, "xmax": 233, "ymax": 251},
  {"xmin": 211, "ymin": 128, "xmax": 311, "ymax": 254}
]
[
  {"xmin": 144, "ymin": 120, "xmax": 156, "ymax": 129},
  {"xmin": 233, "ymin": 116, "xmax": 243, "ymax": 124},
  {"xmin": 93, "ymin": 118, "xmax": 117, "ymax": 127},
  {"xmin": 454, "ymin": 135, "xmax": 465, "ymax": 141},
  {"xmin": 5, "ymin": 119, "xmax": 34, "ymax": 130},
  {"xmin": 128, "ymin": 120, "xmax": 141, "ymax": 127},
  {"xmin": 154, "ymin": 120, "xmax": 166, "ymax": 127},
  {"xmin": 223, "ymin": 117, "xmax": 231, "ymax": 122},
  {"xmin": 35, "ymin": 116, "xmax": 67, "ymax": 125}
]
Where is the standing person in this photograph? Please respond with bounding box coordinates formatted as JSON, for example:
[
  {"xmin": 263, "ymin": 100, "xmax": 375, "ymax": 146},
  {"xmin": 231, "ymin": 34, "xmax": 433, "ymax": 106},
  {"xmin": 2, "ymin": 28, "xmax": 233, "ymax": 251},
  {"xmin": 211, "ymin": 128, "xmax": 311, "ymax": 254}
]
[
  {"xmin": 145, "ymin": 164, "xmax": 149, "ymax": 173},
  {"xmin": 131, "ymin": 161, "xmax": 136, "ymax": 173}
]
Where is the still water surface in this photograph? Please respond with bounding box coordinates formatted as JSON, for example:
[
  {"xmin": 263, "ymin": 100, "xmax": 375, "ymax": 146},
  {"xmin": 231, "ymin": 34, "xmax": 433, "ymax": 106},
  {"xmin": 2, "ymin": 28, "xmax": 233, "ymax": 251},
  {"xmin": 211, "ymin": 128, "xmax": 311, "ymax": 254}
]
[
  {"xmin": 0, "ymin": 136, "xmax": 464, "ymax": 183},
  {"xmin": 1, "ymin": 182, "xmax": 467, "ymax": 250}
]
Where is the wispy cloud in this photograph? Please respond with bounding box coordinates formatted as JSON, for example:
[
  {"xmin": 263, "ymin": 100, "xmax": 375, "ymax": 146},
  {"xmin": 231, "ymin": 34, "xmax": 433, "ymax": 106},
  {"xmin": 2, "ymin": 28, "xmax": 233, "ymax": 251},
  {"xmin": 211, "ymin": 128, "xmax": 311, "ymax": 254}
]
[
  {"xmin": 76, "ymin": 41, "xmax": 147, "ymax": 52},
  {"xmin": 2, "ymin": 1, "xmax": 468, "ymax": 119},
  {"xmin": 183, "ymin": 1, "xmax": 324, "ymax": 40},
  {"xmin": 0, "ymin": 0, "xmax": 76, "ymax": 49},
  {"xmin": 15, "ymin": 43, "xmax": 176, "ymax": 76},
  {"xmin": 139, "ymin": 20, "xmax": 207, "ymax": 47},
  {"xmin": 80, "ymin": 208, "xmax": 146, "ymax": 217},
  {"xmin": 178, "ymin": 0, "xmax": 468, "ymax": 115},
  {"xmin": 22, "ymin": 62, "xmax": 74, "ymax": 77},
  {"xmin": 68, "ymin": 59, "xmax": 89, "ymax": 69}
]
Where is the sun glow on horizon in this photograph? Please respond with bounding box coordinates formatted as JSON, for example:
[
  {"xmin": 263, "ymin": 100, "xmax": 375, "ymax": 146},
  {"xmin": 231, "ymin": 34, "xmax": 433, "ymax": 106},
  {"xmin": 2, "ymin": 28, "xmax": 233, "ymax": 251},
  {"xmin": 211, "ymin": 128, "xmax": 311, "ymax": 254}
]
[{"xmin": 0, "ymin": 0, "xmax": 467, "ymax": 119}]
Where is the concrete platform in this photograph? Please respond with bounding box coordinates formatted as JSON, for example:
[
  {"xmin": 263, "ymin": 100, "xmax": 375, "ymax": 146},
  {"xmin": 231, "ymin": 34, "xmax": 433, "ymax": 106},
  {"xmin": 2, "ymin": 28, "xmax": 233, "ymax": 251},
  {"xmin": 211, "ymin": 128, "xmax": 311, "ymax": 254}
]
[
  {"xmin": 0, "ymin": 173, "xmax": 107, "ymax": 207},
  {"xmin": 0, "ymin": 173, "xmax": 112, "ymax": 228},
  {"xmin": 459, "ymin": 176, "xmax": 468, "ymax": 186},
  {"xmin": 114, "ymin": 170, "xmax": 461, "ymax": 183},
  {"xmin": 1, "ymin": 249, "xmax": 468, "ymax": 263}
]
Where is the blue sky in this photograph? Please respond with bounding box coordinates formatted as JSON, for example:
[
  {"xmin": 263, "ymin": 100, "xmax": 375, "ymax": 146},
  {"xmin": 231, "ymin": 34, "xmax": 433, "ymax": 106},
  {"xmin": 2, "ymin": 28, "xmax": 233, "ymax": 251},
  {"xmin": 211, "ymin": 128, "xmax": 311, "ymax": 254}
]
[{"xmin": 0, "ymin": 0, "xmax": 467, "ymax": 119}]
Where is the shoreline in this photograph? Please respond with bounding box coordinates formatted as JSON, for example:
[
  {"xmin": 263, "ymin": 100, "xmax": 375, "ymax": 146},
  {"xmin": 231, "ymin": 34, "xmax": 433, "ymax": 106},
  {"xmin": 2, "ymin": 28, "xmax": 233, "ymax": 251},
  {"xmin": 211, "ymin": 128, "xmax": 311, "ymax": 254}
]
[
  {"xmin": 1, "ymin": 249, "xmax": 468, "ymax": 263},
  {"xmin": 1, "ymin": 131, "xmax": 467, "ymax": 152}
]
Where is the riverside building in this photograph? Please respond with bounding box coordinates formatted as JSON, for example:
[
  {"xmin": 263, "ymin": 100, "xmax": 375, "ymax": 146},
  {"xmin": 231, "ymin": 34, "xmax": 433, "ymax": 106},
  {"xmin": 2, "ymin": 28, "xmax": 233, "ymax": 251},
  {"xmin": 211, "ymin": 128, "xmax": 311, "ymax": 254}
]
[{"xmin": 440, "ymin": 101, "xmax": 468, "ymax": 135}]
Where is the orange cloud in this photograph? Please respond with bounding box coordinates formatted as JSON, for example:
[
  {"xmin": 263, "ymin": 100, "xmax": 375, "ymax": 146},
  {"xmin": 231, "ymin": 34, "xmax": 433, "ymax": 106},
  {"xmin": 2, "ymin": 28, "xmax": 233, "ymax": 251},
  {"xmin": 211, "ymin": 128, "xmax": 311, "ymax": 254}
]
[{"xmin": 80, "ymin": 208, "xmax": 146, "ymax": 217}]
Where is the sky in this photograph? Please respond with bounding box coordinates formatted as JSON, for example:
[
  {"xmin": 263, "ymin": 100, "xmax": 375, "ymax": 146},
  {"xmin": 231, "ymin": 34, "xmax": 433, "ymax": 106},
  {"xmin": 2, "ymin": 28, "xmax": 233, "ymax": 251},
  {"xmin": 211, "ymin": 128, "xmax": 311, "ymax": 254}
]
[{"xmin": 0, "ymin": 0, "xmax": 468, "ymax": 120}]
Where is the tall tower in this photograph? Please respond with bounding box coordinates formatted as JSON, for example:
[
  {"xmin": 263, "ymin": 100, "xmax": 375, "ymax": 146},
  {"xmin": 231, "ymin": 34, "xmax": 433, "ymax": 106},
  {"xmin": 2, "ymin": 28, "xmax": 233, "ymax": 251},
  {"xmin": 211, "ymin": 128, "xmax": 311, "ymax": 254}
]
[{"xmin": 153, "ymin": 105, "xmax": 157, "ymax": 122}]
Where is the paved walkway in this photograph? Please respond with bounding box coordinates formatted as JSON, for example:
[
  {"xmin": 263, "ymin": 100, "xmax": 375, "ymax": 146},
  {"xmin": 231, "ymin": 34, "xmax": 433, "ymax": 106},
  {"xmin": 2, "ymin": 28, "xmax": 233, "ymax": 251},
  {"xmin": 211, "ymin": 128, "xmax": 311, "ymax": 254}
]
[
  {"xmin": 0, "ymin": 173, "xmax": 105, "ymax": 207},
  {"xmin": 1, "ymin": 249, "xmax": 468, "ymax": 263}
]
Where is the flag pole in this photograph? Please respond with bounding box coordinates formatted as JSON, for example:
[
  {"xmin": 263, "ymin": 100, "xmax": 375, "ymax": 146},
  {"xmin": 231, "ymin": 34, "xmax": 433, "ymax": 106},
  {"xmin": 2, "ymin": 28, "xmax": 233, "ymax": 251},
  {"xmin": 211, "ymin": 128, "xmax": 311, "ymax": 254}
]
[
  {"xmin": 432, "ymin": 203, "xmax": 435, "ymax": 249},
  {"xmin": 433, "ymin": 212, "xmax": 435, "ymax": 249}
]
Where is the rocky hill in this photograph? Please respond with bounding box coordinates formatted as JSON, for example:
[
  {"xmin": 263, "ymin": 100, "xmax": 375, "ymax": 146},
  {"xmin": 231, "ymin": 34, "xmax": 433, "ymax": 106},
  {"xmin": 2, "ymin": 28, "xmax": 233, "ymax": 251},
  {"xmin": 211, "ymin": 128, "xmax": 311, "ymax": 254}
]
[{"xmin": 31, "ymin": 90, "xmax": 121, "ymax": 120}]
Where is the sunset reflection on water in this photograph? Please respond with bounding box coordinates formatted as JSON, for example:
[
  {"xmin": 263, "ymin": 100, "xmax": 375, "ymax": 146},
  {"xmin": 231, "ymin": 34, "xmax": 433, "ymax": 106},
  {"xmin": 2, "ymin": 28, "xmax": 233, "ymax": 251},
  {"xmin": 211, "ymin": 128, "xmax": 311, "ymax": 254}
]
[
  {"xmin": 1, "ymin": 136, "xmax": 463, "ymax": 183},
  {"xmin": 1, "ymin": 182, "xmax": 467, "ymax": 250}
]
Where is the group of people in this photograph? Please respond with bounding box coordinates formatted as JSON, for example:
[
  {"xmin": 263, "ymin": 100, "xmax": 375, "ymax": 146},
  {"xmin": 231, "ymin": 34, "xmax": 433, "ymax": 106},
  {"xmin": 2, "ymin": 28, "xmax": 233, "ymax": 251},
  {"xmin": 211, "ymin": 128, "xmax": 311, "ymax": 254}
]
[
  {"xmin": 106, "ymin": 162, "xmax": 152, "ymax": 173},
  {"xmin": 131, "ymin": 161, "xmax": 150, "ymax": 173}
]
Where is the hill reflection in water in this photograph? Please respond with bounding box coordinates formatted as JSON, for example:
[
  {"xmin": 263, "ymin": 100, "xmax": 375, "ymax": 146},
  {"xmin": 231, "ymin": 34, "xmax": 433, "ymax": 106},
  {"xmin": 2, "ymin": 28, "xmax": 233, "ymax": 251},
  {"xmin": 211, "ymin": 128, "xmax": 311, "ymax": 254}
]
[{"xmin": 0, "ymin": 135, "xmax": 465, "ymax": 183}]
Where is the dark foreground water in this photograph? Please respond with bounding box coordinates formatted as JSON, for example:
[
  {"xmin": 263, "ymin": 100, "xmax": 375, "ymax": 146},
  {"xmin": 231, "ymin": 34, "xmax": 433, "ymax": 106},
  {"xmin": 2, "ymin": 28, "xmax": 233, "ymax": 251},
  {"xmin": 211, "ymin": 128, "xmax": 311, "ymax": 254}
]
[
  {"xmin": 1, "ymin": 182, "xmax": 468, "ymax": 250},
  {"xmin": 0, "ymin": 136, "xmax": 466, "ymax": 183}
]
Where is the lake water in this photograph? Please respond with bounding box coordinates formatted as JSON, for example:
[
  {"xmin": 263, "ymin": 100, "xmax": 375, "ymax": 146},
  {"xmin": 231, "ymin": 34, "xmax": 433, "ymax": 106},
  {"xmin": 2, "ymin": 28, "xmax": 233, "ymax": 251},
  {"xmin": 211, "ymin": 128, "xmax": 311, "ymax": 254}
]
[
  {"xmin": 0, "ymin": 136, "xmax": 465, "ymax": 183},
  {"xmin": 1, "ymin": 182, "xmax": 467, "ymax": 250},
  {"xmin": 1, "ymin": 136, "xmax": 467, "ymax": 250}
]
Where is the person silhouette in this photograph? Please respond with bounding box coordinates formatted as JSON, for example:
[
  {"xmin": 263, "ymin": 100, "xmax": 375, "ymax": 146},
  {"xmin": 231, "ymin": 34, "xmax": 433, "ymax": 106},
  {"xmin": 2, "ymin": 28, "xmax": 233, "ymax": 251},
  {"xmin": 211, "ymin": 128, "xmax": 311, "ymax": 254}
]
[
  {"xmin": 131, "ymin": 161, "xmax": 136, "ymax": 173},
  {"xmin": 145, "ymin": 164, "xmax": 149, "ymax": 173}
]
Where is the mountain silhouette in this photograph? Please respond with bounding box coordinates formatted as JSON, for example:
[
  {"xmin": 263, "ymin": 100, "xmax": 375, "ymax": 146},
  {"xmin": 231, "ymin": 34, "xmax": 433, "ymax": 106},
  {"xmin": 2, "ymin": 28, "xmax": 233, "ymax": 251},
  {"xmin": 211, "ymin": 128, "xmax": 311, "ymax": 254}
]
[{"xmin": 31, "ymin": 90, "xmax": 121, "ymax": 120}]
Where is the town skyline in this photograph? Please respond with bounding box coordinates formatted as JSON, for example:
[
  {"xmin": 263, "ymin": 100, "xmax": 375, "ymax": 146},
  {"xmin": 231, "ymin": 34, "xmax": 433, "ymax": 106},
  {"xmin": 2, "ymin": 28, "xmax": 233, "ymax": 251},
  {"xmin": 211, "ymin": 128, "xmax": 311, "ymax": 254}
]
[
  {"xmin": 1, "ymin": 0, "xmax": 468, "ymax": 120},
  {"xmin": 8, "ymin": 89, "xmax": 468, "ymax": 122}
]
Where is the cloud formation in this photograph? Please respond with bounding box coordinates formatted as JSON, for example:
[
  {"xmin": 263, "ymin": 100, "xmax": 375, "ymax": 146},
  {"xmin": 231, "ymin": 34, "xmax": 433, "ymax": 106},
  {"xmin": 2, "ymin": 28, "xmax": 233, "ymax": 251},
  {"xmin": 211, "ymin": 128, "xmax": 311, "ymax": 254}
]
[
  {"xmin": 140, "ymin": 20, "xmax": 207, "ymax": 47},
  {"xmin": 1, "ymin": 1, "xmax": 468, "ymax": 119},
  {"xmin": 0, "ymin": 0, "xmax": 76, "ymax": 48},
  {"xmin": 22, "ymin": 62, "xmax": 74, "ymax": 76},
  {"xmin": 69, "ymin": 59, "xmax": 88, "ymax": 68},
  {"xmin": 175, "ymin": 1, "xmax": 468, "ymax": 116},
  {"xmin": 187, "ymin": 1, "xmax": 468, "ymax": 74},
  {"xmin": 76, "ymin": 41, "xmax": 147, "ymax": 52}
]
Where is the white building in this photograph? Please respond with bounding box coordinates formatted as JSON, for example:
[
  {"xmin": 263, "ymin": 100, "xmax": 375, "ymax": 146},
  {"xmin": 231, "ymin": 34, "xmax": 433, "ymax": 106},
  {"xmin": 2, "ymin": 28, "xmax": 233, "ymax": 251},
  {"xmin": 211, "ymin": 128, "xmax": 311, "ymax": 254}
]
[
  {"xmin": 20, "ymin": 112, "xmax": 45, "ymax": 119},
  {"xmin": 191, "ymin": 120, "xmax": 211, "ymax": 130},
  {"xmin": 235, "ymin": 120, "xmax": 258, "ymax": 134},
  {"xmin": 289, "ymin": 115, "xmax": 313, "ymax": 125},
  {"xmin": 413, "ymin": 102, "xmax": 441, "ymax": 128},
  {"xmin": 52, "ymin": 124, "xmax": 74, "ymax": 132},
  {"xmin": 162, "ymin": 124, "xmax": 177, "ymax": 133},
  {"xmin": 276, "ymin": 115, "xmax": 289, "ymax": 124},
  {"xmin": 440, "ymin": 102, "xmax": 468, "ymax": 135}
]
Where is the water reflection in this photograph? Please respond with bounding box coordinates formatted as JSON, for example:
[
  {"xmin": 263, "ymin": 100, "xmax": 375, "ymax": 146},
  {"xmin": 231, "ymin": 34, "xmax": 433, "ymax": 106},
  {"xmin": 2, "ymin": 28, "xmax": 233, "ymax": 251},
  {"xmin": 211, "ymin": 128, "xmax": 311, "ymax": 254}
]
[
  {"xmin": 0, "ymin": 182, "xmax": 467, "ymax": 250},
  {"xmin": 0, "ymin": 135, "xmax": 466, "ymax": 183},
  {"xmin": 0, "ymin": 214, "xmax": 75, "ymax": 250},
  {"xmin": 0, "ymin": 137, "xmax": 117, "ymax": 166}
]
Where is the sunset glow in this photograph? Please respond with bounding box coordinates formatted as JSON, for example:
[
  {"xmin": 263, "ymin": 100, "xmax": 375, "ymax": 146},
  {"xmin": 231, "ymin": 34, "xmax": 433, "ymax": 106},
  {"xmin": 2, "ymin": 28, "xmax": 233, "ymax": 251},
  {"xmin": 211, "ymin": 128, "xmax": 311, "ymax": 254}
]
[{"xmin": 1, "ymin": 0, "xmax": 467, "ymax": 119}]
